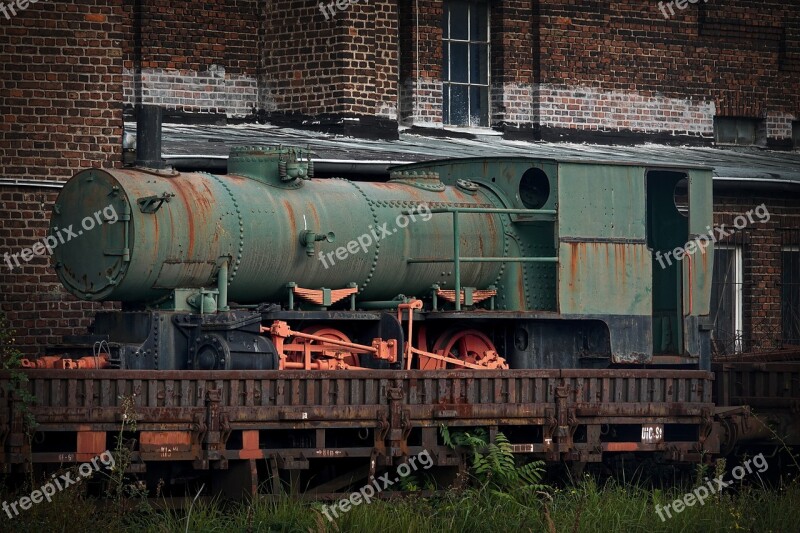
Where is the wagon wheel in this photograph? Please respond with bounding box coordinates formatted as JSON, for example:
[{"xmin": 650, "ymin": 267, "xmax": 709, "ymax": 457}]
[
  {"xmin": 291, "ymin": 326, "xmax": 361, "ymax": 368},
  {"xmin": 420, "ymin": 329, "xmax": 497, "ymax": 369}
]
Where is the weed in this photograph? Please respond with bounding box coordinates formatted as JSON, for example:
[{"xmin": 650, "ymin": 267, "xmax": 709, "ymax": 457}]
[
  {"xmin": 0, "ymin": 312, "xmax": 37, "ymax": 488},
  {"xmin": 440, "ymin": 425, "xmax": 548, "ymax": 497}
]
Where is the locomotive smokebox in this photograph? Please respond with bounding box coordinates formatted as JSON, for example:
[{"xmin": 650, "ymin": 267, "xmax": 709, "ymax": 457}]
[{"xmin": 49, "ymin": 146, "xmax": 508, "ymax": 307}]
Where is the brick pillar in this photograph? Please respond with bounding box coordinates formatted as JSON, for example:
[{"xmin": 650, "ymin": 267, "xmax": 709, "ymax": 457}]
[
  {"xmin": 262, "ymin": 0, "xmax": 399, "ymax": 139},
  {"xmin": 489, "ymin": 1, "xmax": 535, "ymax": 137},
  {"xmin": 399, "ymin": 0, "xmax": 444, "ymax": 127}
]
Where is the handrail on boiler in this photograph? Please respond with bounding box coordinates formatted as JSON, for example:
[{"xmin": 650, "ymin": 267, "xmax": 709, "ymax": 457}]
[{"xmin": 403, "ymin": 206, "xmax": 559, "ymax": 310}]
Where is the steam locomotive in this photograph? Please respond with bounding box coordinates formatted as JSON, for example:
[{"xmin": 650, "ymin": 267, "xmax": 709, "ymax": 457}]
[
  {"xmin": 41, "ymin": 146, "xmax": 714, "ymax": 373},
  {"xmin": 13, "ymin": 146, "xmax": 799, "ymax": 499}
]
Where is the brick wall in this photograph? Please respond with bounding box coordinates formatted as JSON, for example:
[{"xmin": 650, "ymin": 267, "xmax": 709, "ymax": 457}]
[
  {"xmin": 0, "ymin": 1, "xmax": 123, "ymax": 182},
  {"xmin": 0, "ymin": 0, "xmax": 124, "ymax": 356},
  {"xmin": 0, "ymin": 189, "xmax": 119, "ymax": 356},
  {"xmin": 537, "ymin": 85, "xmax": 716, "ymax": 137},
  {"xmin": 122, "ymin": 0, "xmax": 262, "ymax": 119},
  {"xmin": 766, "ymin": 113, "xmax": 795, "ymax": 142},
  {"xmin": 21, "ymin": 0, "xmax": 793, "ymax": 142},
  {"xmin": 537, "ymin": 0, "xmax": 800, "ymax": 144}
]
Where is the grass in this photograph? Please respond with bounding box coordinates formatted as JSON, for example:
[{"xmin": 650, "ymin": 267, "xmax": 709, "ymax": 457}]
[{"xmin": 2, "ymin": 475, "xmax": 799, "ymax": 533}]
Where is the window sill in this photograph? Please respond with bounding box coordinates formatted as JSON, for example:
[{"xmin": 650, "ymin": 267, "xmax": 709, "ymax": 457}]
[{"xmin": 442, "ymin": 125, "xmax": 502, "ymax": 136}]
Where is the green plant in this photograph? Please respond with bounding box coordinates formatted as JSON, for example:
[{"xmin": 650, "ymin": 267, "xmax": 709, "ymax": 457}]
[
  {"xmin": 3, "ymin": 473, "xmax": 800, "ymax": 532},
  {"xmin": 694, "ymin": 451, "xmax": 710, "ymax": 487},
  {"xmin": 749, "ymin": 408, "xmax": 800, "ymax": 480},
  {"xmin": 398, "ymin": 473, "xmax": 421, "ymax": 492},
  {"xmin": 107, "ymin": 393, "xmax": 148, "ymax": 510},
  {"xmin": 0, "ymin": 313, "xmax": 37, "ymax": 435},
  {"xmin": 440, "ymin": 425, "xmax": 547, "ymax": 495},
  {"xmin": 714, "ymin": 457, "xmax": 727, "ymax": 503}
]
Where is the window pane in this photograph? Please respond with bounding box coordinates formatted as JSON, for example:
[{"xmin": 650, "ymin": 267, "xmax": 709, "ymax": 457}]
[
  {"xmin": 441, "ymin": 5, "xmax": 449, "ymax": 38},
  {"xmin": 470, "ymin": 86, "xmax": 488, "ymax": 127},
  {"xmin": 450, "ymin": 85, "xmax": 468, "ymax": 126},
  {"xmin": 443, "ymin": 85, "xmax": 450, "ymax": 124},
  {"xmin": 442, "ymin": 0, "xmax": 490, "ymax": 128},
  {"xmin": 793, "ymin": 122, "xmax": 800, "ymax": 148},
  {"xmin": 710, "ymin": 248, "xmax": 736, "ymax": 353},
  {"xmin": 716, "ymin": 119, "xmax": 737, "ymax": 144},
  {"xmin": 470, "ymin": 1, "xmax": 488, "ymax": 42},
  {"xmin": 442, "ymin": 42, "xmax": 449, "ymax": 80},
  {"xmin": 449, "ymin": 1, "xmax": 469, "ymax": 40},
  {"xmin": 470, "ymin": 43, "xmax": 488, "ymax": 84},
  {"xmin": 783, "ymin": 250, "xmax": 800, "ymax": 344},
  {"xmin": 449, "ymin": 42, "xmax": 469, "ymax": 83},
  {"xmin": 736, "ymin": 119, "xmax": 756, "ymax": 145}
]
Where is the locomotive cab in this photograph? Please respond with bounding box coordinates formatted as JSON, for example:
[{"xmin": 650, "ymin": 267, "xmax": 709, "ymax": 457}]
[{"xmin": 398, "ymin": 157, "xmax": 714, "ymax": 370}]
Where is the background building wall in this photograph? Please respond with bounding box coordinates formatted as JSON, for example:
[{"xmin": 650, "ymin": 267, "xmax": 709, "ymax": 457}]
[
  {"xmin": 1, "ymin": 0, "xmax": 799, "ymax": 357},
  {"xmin": 399, "ymin": 0, "xmax": 538, "ymax": 134},
  {"xmin": 488, "ymin": 1, "xmax": 536, "ymax": 135},
  {"xmin": 393, "ymin": 0, "xmax": 798, "ymax": 143},
  {"xmin": 0, "ymin": 0, "xmax": 124, "ymax": 355},
  {"xmin": 536, "ymin": 0, "xmax": 800, "ymax": 144}
]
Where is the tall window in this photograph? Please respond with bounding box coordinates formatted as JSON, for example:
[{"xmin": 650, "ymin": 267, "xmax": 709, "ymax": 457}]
[
  {"xmin": 710, "ymin": 245, "xmax": 743, "ymax": 354},
  {"xmin": 442, "ymin": 0, "xmax": 489, "ymax": 127},
  {"xmin": 783, "ymin": 246, "xmax": 800, "ymax": 346}
]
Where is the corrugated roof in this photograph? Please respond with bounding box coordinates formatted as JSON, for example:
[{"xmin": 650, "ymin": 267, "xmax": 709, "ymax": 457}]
[{"xmin": 154, "ymin": 123, "xmax": 800, "ymax": 184}]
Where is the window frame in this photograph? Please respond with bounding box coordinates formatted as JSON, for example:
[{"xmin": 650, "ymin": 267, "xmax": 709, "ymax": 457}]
[{"xmin": 441, "ymin": 0, "xmax": 491, "ymax": 128}]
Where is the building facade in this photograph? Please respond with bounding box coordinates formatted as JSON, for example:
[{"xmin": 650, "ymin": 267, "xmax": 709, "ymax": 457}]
[{"xmin": 1, "ymin": 0, "xmax": 799, "ymax": 356}]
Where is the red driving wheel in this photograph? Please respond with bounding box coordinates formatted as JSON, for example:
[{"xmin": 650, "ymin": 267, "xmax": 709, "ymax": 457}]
[{"xmin": 420, "ymin": 329, "xmax": 497, "ymax": 369}]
